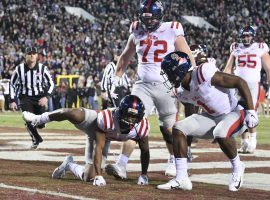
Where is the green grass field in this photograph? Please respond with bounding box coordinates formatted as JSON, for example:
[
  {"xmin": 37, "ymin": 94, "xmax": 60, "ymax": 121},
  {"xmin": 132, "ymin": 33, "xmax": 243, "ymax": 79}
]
[{"xmin": 0, "ymin": 112, "xmax": 269, "ymax": 145}]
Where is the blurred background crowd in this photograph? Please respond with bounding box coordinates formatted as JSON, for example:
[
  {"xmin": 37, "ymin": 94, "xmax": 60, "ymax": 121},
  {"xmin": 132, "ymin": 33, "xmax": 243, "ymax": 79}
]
[{"xmin": 0, "ymin": 0, "xmax": 269, "ymax": 114}]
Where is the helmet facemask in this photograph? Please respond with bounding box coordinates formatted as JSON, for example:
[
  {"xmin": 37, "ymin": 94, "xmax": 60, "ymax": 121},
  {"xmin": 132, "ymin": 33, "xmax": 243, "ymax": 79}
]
[{"xmin": 117, "ymin": 95, "xmax": 145, "ymax": 132}]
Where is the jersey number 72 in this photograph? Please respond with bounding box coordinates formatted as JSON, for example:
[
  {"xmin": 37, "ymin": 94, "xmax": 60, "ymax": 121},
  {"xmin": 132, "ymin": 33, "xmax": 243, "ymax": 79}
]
[{"xmin": 140, "ymin": 40, "xmax": 168, "ymax": 62}]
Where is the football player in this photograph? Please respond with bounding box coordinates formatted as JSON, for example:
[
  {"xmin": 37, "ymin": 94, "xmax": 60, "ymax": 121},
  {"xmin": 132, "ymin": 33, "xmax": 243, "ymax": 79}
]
[
  {"xmin": 22, "ymin": 95, "xmax": 150, "ymax": 186},
  {"xmin": 224, "ymin": 25, "xmax": 270, "ymax": 153},
  {"xmin": 157, "ymin": 50, "xmax": 257, "ymax": 191},
  {"xmin": 107, "ymin": 0, "xmax": 196, "ymax": 180}
]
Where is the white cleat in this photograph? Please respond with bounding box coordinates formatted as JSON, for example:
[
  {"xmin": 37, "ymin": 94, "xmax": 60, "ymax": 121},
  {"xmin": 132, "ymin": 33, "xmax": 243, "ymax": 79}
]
[
  {"xmin": 52, "ymin": 156, "xmax": 74, "ymax": 179},
  {"xmin": 105, "ymin": 164, "xmax": 127, "ymax": 179},
  {"xmin": 229, "ymin": 162, "xmax": 245, "ymax": 192},
  {"xmin": 165, "ymin": 157, "xmax": 176, "ymax": 177},
  {"xmin": 157, "ymin": 177, "xmax": 192, "ymax": 190},
  {"xmin": 187, "ymin": 147, "xmax": 193, "ymax": 162},
  {"xmin": 238, "ymin": 141, "xmax": 249, "ymax": 154},
  {"xmin": 137, "ymin": 174, "xmax": 149, "ymax": 185},
  {"xmin": 22, "ymin": 111, "xmax": 41, "ymax": 127}
]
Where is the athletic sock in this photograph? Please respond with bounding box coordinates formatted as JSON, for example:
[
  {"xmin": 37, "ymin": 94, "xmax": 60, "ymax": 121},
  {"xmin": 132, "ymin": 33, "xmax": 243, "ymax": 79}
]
[
  {"xmin": 39, "ymin": 112, "xmax": 50, "ymax": 124},
  {"xmin": 230, "ymin": 154, "xmax": 242, "ymax": 173},
  {"xmin": 68, "ymin": 162, "xmax": 85, "ymax": 180},
  {"xmin": 241, "ymin": 138, "xmax": 249, "ymax": 145},
  {"xmin": 116, "ymin": 154, "xmax": 129, "ymax": 168},
  {"xmin": 175, "ymin": 158, "xmax": 188, "ymax": 180},
  {"xmin": 249, "ymin": 132, "xmax": 257, "ymax": 142}
]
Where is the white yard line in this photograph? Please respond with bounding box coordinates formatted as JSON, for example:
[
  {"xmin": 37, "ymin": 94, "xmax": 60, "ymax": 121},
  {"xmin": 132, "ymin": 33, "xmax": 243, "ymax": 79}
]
[{"xmin": 0, "ymin": 183, "xmax": 96, "ymax": 200}]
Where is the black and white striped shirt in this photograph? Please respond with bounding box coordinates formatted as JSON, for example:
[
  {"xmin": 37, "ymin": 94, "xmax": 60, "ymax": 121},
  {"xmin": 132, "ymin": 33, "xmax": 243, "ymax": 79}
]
[
  {"xmin": 101, "ymin": 62, "xmax": 130, "ymax": 92},
  {"xmin": 9, "ymin": 62, "xmax": 54, "ymax": 102}
]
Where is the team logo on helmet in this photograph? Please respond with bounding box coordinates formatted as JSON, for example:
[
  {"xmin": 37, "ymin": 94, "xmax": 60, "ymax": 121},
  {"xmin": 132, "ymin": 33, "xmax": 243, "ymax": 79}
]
[{"xmin": 161, "ymin": 51, "xmax": 192, "ymax": 89}]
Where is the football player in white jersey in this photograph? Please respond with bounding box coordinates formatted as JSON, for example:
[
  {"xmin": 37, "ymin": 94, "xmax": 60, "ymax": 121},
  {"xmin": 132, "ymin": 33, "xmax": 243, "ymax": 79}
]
[
  {"xmin": 224, "ymin": 25, "xmax": 270, "ymax": 153},
  {"xmin": 22, "ymin": 95, "xmax": 150, "ymax": 186},
  {"xmin": 107, "ymin": 0, "xmax": 196, "ymax": 180},
  {"xmin": 157, "ymin": 50, "xmax": 258, "ymax": 191}
]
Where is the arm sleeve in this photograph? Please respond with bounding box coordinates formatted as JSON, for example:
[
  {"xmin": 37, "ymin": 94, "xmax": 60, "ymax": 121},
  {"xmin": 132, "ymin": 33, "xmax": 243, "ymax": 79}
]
[
  {"xmin": 43, "ymin": 65, "xmax": 54, "ymax": 96},
  {"xmin": 9, "ymin": 66, "xmax": 19, "ymax": 102},
  {"xmin": 101, "ymin": 63, "xmax": 114, "ymax": 91}
]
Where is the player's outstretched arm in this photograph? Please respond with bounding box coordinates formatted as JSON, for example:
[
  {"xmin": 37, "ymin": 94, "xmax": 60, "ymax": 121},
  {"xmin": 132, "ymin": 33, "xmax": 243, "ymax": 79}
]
[
  {"xmin": 115, "ymin": 34, "xmax": 136, "ymax": 78},
  {"xmin": 211, "ymin": 71, "xmax": 254, "ymax": 110},
  {"xmin": 223, "ymin": 53, "xmax": 235, "ymax": 74}
]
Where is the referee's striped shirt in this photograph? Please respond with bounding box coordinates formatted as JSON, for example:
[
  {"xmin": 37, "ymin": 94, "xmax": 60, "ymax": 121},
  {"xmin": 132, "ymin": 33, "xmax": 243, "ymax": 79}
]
[
  {"xmin": 101, "ymin": 62, "xmax": 131, "ymax": 92},
  {"xmin": 9, "ymin": 62, "xmax": 54, "ymax": 102}
]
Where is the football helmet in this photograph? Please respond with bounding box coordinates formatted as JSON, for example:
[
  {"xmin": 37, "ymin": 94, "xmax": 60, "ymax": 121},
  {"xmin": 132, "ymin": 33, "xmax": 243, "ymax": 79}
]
[
  {"xmin": 117, "ymin": 95, "xmax": 145, "ymax": 131},
  {"xmin": 138, "ymin": 0, "xmax": 164, "ymax": 32},
  {"xmin": 190, "ymin": 44, "xmax": 207, "ymax": 66},
  {"xmin": 161, "ymin": 51, "xmax": 193, "ymax": 89},
  {"xmin": 239, "ymin": 26, "xmax": 256, "ymax": 46}
]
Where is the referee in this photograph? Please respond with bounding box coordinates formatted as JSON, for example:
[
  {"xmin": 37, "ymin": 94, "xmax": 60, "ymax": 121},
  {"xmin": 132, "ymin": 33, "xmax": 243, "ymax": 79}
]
[
  {"xmin": 9, "ymin": 47, "xmax": 54, "ymax": 149},
  {"xmin": 101, "ymin": 50, "xmax": 131, "ymax": 107}
]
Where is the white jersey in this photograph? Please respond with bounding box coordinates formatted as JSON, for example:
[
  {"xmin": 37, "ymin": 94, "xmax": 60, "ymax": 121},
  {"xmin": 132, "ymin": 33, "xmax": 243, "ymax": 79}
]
[
  {"xmin": 173, "ymin": 62, "xmax": 238, "ymax": 116},
  {"xmin": 230, "ymin": 42, "xmax": 269, "ymax": 83},
  {"xmin": 130, "ymin": 21, "xmax": 184, "ymax": 82},
  {"xmin": 97, "ymin": 108, "xmax": 150, "ymax": 141}
]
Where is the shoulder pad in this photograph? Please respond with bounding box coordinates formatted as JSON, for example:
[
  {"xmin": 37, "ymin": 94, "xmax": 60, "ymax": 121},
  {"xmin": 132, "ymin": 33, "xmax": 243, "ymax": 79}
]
[{"xmin": 169, "ymin": 21, "xmax": 183, "ymax": 30}]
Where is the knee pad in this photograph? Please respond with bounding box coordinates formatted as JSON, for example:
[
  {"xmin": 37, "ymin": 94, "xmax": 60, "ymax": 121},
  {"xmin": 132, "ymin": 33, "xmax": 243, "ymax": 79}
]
[{"xmin": 160, "ymin": 127, "xmax": 172, "ymax": 144}]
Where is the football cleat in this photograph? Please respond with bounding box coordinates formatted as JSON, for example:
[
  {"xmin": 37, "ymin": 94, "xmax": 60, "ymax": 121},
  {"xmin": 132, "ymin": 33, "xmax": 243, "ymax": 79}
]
[
  {"xmin": 137, "ymin": 174, "xmax": 149, "ymax": 185},
  {"xmin": 238, "ymin": 141, "xmax": 249, "ymax": 154},
  {"xmin": 105, "ymin": 164, "xmax": 127, "ymax": 179},
  {"xmin": 52, "ymin": 156, "xmax": 74, "ymax": 179},
  {"xmin": 165, "ymin": 157, "xmax": 176, "ymax": 177},
  {"xmin": 229, "ymin": 162, "xmax": 245, "ymax": 191},
  {"xmin": 187, "ymin": 147, "xmax": 193, "ymax": 162},
  {"xmin": 157, "ymin": 178, "xmax": 192, "ymax": 190},
  {"xmin": 30, "ymin": 141, "xmax": 40, "ymax": 150},
  {"xmin": 22, "ymin": 111, "xmax": 42, "ymax": 127}
]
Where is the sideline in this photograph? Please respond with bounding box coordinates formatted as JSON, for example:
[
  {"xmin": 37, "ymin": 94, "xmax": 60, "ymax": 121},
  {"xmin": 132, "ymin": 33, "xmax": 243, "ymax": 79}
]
[{"xmin": 0, "ymin": 183, "xmax": 97, "ymax": 200}]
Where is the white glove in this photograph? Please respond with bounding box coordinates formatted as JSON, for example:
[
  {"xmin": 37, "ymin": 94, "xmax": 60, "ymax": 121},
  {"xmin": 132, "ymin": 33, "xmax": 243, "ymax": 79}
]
[
  {"xmin": 93, "ymin": 175, "xmax": 106, "ymax": 186},
  {"xmin": 109, "ymin": 76, "xmax": 120, "ymax": 102},
  {"xmin": 267, "ymin": 88, "xmax": 270, "ymax": 100},
  {"xmin": 244, "ymin": 110, "xmax": 259, "ymax": 128}
]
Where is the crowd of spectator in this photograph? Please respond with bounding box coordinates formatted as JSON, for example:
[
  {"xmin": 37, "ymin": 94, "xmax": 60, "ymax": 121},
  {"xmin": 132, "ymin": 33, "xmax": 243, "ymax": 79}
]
[{"xmin": 0, "ymin": 0, "xmax": 269, "ymax": 110}]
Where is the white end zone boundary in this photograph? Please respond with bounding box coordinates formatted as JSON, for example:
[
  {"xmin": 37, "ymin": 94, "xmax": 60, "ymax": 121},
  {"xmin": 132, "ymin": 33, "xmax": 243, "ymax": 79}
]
[{"xmin": 0, "ymin": 183, "xmax": 96, "ymax": 200}]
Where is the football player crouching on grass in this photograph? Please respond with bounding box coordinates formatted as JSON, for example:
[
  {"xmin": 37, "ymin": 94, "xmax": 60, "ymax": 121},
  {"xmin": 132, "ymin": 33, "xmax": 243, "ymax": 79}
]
[
  {"xmin": 157, "ymin": 50, "xmax": 258, "ymax": 191},
  {"xmin": 22, "ymin": 95, "xmax": 150, "ymax": 186}
]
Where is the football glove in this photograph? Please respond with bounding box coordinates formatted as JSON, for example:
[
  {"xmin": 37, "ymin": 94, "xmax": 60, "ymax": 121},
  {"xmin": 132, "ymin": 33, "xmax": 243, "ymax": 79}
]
[
  {"xmin": 93, "ymin": 175, "xmax": 106, "ymax": 186},
  {"xmin": 109, "ymin": 75, "xmax": 121, "ymax": 105},
  {"xmin": 267, "ymin": 88, "xmax": 270, "ymax": 100},
  {"xmin": 244, "ymin": 110, "xmax": 258, "ymax": 128}
]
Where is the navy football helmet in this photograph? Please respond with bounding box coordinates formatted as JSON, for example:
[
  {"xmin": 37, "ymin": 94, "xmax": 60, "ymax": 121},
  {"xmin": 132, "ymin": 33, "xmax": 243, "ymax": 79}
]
[
  {"xmin": 138, "ymin": 0, "xmax": 164, "ymax": 32},
  {"xmin": 190, "ymin": 44, "xmax": 207, "ymax": 65},
  {"xmin": 161, "ymin": 51, "xmax": 193, "ymax": 89},
  {"xmin": 118, "ymin": 95, "xmax": 145, "ymax": 131},
  {"xmin": 239, "ymin": 26, "xmax": 256, "ymax": 46}
]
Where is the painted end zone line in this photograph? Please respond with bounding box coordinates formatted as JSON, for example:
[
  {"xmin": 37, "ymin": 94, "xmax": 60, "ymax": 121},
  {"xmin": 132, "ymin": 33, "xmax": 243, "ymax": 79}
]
[{"xmin": 0, "ymin": 183, "xmax": 96, "ymax": 200}]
